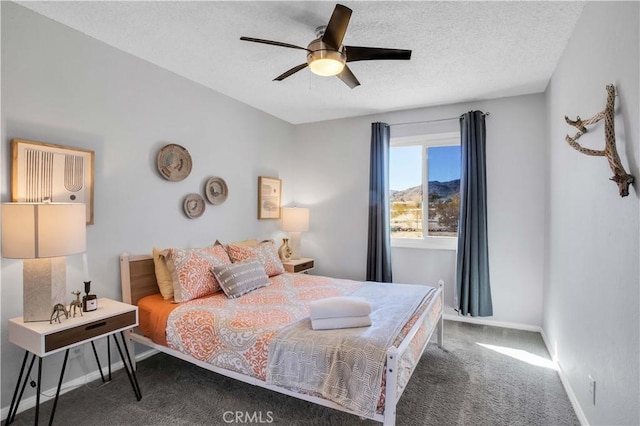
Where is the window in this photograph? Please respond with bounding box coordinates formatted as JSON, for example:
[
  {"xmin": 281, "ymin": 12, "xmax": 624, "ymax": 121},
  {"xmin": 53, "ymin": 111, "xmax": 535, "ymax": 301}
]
[{"xmin": 389, "ymin": 132, "xmax": 460, "ymax": 249}]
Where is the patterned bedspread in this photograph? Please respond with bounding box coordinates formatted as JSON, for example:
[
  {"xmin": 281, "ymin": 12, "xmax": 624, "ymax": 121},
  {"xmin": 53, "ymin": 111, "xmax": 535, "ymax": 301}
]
[
  {"xmin": 164, "ymin": 273, "xmax": 442, "ymax": 417},
  {"xmin": 165, "ymin": 273, "xmax": 361, "ymax": 379},
  {"xmin": 266, "ymin": 283, "xmax": 436, "ymax": 417}
]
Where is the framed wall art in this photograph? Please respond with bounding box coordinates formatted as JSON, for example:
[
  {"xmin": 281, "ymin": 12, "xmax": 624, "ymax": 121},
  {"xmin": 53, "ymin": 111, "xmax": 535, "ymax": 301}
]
[
  {"xmin": 258, "ymin": 176, "xmax": 281, "ymax": 219},
  {"xmin": 11, "ymin": 139, "xmax": 95, "ymax": 224}
]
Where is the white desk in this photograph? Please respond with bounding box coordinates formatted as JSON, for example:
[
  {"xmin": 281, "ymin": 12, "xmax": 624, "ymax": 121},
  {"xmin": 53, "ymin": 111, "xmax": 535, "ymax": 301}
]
[{"xmin": 7, "ymin": 298, "xmax": 140, "ymax": 425}]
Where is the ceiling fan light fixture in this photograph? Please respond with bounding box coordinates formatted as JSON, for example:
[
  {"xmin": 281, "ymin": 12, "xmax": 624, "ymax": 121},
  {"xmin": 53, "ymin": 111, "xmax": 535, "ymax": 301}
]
[
  {"xmin": 240, "ymin": 4, "xmax": 410, "ymax": 88},
  {"xmin": 306, "ymin": 39, "xmax": 346, "ymax": 77},
  {"xmin": 309, "ymin": 56, "xmax": 345, "ymax": 76}
]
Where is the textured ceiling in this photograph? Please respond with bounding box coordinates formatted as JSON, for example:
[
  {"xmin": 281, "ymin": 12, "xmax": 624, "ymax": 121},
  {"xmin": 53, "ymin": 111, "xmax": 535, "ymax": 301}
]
[{"xmin": 17, "ymin": 1, "xmax": 585, "ymax": 124}]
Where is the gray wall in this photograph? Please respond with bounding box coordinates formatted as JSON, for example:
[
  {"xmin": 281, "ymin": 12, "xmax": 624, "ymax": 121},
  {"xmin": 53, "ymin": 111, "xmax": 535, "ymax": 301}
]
[
  {"xmin": 544, "ymin": 2, "xmax": 639, "ymax": 425},
  {"xmin": 1, "ymin": 2, "xmax": 295, "ymax": 407},
  {"xmin": 2, "ymin": 2, "xmax": 639, "ymax": 425},
  {"xmin": 293, "ymin": 93, "xmax": 547, "ymax": 327}
]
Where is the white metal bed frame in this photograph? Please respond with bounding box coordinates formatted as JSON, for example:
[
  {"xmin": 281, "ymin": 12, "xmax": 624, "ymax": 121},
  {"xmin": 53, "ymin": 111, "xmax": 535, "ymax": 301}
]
[{"xmin": 120, "ymin": 253, "xmax": 444, "ymax": 426}]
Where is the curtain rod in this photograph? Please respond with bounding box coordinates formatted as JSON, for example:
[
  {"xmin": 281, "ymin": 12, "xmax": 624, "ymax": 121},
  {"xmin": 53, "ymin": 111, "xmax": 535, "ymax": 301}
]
[{"xmin": 388, "ymin": 112, "xmax": 490, "ymax": 127}]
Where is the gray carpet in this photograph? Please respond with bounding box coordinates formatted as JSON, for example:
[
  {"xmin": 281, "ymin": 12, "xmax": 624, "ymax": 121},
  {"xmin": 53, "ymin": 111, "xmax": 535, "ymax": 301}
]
[{"xmin": 6, "ymin": 320, "xmax": 579, "ymax": 426}]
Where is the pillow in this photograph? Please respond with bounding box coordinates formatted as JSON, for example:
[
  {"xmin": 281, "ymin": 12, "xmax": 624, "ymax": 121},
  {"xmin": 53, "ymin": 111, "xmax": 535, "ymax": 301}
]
[
  {"xmin": 212, "ymin": 259, "xmax": 270, "ymax": 299},
  {"xmin": 152, "ymin": 247, "xmax": 174, "ymax": 300},
  {"xmin": 206, "ymin": 240, "xmax": 234, "ymax": 266},
  {"xmin": 221, "ymin": 238, "xmax": 258, "ymax": 254},
  {"xmin": 165, "ymin": 243, "xmax": 232, "ymax": 302},
  {"xmin": 226, "ymin": 240, "xmax": 285, "ymax": 277},
  {"xmin": 227, "ymin": 239, "xmax": 258, "ymax": 247}
]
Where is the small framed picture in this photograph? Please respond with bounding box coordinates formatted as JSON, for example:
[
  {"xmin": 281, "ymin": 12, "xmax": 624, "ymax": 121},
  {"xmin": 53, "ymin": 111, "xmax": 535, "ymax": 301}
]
[
  {"xmin": 258, "ymin": 176, "xmax": 281, "ymax": 219},
  {"xmin": 11, "ymin": 139, "xmax": 95, "ymax": 224}
]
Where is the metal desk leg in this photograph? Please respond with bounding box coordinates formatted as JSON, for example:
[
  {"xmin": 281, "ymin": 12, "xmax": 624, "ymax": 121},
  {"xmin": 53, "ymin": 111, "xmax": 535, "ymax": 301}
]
[
  {"xmin": 48, "ymin": 349, "xmax": 69, "ymax": 426},
  {"xmin": 108, "ymin": 336, "xmax": 112, "ymax": 381},
  {"xmin": 7, "ymin": 351, "xmax": 36, "ymax": 424},
  {"xmin": 120, "ymin": 332, "xmax": 141, "ymax": 397},
  {"xmin": 112, "ymin": 332, "xmax": 142, "ymax": 400},
  {"xmin": 90, "ymin": 341, "xmax": 106, "ymax": 383},
  {"xmin": 35, "ymin": 357, "xmax": 42, "ymax": 425},
  {"xmin": 8, "ymin": 350, "xmax": 69, "ymax": 426}
]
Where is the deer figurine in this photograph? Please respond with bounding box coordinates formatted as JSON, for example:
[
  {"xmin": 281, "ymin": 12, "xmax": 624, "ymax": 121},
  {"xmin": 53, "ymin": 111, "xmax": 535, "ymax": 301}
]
[
  {"xmin": 50, "ymin": 304, "xmax": 69, "ymax": 324},
  {"xmin": 565, "ymin": 84, "xmax": 634, "ymax": 197},
  {"xmin": 69, "ymin": 291, "xmax": 83, "ymax": 317}
]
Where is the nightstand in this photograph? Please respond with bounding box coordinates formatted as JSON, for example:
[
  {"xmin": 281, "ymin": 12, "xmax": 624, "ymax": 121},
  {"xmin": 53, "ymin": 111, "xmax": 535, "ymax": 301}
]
[
  {"xmin": 282, "ymin": 257, "xmax": 315, "ymax": 273},
  {"xmin": 7, "ymin": 298, "xmax": 140, "ymax": 425}
]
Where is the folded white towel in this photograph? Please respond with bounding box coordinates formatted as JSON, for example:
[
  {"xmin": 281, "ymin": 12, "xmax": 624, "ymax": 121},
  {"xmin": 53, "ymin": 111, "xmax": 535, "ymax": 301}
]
[
  {"xmin": 311, "ymin": 315, "xmax": 372, "ymax": 330},
  {"xmin": 309, "ymin": 296, "xmax": 372, "ymax": 320}
]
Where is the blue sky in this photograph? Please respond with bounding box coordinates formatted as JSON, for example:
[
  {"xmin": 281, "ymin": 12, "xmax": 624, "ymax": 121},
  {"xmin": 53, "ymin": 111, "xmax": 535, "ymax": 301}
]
[{"xmin": 390, "ymin": 145, "xmax": 461, "ymax": 191}]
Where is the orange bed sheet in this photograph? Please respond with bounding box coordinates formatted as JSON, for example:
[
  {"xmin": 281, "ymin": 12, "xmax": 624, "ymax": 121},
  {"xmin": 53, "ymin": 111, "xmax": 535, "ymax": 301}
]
[{"xmin": 137, "ymin": 294, "xmax": 178, "ymax": 347}]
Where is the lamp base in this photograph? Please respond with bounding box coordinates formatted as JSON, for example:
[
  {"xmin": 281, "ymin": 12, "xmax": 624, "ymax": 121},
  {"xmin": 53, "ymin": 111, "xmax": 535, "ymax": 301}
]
[{"xmin": 23, "ymin": 257, "xmax": 67, "ymax": 322}]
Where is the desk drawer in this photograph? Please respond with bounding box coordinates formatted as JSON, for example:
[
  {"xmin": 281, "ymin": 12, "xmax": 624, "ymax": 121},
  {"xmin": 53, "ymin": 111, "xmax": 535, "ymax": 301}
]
[{"xmin": 45, "ymin": 311, "xmax": 136, "ymax": 353}]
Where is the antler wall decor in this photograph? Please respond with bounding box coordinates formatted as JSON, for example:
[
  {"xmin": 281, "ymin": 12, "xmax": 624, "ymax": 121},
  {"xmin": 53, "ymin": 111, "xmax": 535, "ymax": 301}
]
[{"xmin": 565, "ymin": 84, "xmax": 634, "ymax": 197}]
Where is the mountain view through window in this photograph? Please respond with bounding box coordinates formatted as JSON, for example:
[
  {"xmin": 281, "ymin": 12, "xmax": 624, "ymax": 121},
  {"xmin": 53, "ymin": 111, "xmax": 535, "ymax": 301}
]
[{"xmin": 390, "ymin": 144, "xmax": 461, "ymax": 239}]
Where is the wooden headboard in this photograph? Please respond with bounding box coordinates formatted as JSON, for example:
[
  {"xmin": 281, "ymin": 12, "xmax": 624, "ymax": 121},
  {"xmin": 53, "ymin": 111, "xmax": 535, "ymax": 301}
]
[{"xmin": 120, "ymin": 253, "xmax": 160, "ymax": 305}]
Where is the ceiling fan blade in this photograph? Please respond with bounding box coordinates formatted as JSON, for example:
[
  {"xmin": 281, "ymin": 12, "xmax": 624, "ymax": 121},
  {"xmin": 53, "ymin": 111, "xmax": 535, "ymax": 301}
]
[
  {"xmin": 337, "ymin": 65, "xmax": 360, "ymax": 89},
  {"xmin": 274, "ymin": 63, "xmax": 309, "ymax": 81},
  {"xmin": 344, "ymin": 46, "xmax": 412, "ymax": 62},
  {"xmin": 322, "ymin": 4, "xmax": 352, "ymax": 50},
  {"xmin": 240, "ymin": 37, "xmax": 310, "ymax": 52}
]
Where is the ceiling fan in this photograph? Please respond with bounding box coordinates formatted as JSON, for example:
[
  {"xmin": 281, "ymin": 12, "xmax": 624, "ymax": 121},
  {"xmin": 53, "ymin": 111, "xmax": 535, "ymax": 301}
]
[{"xmin": 240, "ymin": 4, "xmax": 412, "ymax": 88}]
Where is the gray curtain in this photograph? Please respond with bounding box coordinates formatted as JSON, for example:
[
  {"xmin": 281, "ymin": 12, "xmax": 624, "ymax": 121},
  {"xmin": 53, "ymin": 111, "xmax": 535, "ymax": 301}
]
[
  {"xmin": 456, "ymin": 111, "xmax": 493, "ymax": 316},
  {"xmin": 366, "ymin": 122, "xmax": 392, "ymax": 282}
]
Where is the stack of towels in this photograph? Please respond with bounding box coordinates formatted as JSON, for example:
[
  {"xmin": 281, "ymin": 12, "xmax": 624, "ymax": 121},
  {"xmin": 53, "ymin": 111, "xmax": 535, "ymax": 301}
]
[{"xmin": 309, "ymin": 296, "xmax": 373, "ymax": 330}]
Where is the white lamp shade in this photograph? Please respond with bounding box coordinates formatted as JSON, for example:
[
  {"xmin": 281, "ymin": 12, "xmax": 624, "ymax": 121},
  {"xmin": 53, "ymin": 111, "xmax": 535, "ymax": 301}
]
[
  {"xmin": 281, "ymin": 207, "xmax": 310, "ymax": 232},
  {"xmin": 2, "ymin": 203, "xmax": 86, "ymax": 259}
]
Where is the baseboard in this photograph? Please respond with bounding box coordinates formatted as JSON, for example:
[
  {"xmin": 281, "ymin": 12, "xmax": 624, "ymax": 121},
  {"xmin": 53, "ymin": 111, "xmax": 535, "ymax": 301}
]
[
  {"xmin": 540, "ymin": 329, "xmax": 589, "ymax": 426},
  {"xmin": 135, "ymin": 347, "xmax": 159, "ymax": 362},
  {"xmin": 443, "ymin": 312, "xmax": 542, "ymax": 332},
  {"xmin": 0, "ymin": 347, "xmax": 158, "ymax": 421}
]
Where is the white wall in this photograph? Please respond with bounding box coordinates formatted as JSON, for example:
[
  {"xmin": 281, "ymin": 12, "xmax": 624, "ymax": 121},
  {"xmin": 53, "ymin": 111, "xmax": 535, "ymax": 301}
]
[
  {"xmin": 293, "ymin": 93, "xmax": 547, "ymax": 328},
  {"xmin": 0, "ymin": 2, "xmax": 295, "ymax": 407},
  {"xmin": 544, "ymin": 2, "xmax": 639, "ymax": 425}
]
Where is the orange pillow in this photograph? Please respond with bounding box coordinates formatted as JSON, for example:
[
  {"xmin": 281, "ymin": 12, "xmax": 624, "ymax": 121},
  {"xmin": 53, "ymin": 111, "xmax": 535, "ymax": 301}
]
[
  {"xmin": 226, "ymin": 240, "xmax": 285, "ymax": 277},
  {"xmin": 165, "ymin": 244, "xmax": 232, "ymax": 302}
]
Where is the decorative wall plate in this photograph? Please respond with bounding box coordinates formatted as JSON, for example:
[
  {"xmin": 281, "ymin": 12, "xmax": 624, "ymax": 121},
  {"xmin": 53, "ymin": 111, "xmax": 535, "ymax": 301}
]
[
  {"xmin": 183, "ymin": 193, "xmax": 205, "ymax": 218},
  {"xmin": 205, "ymin": 177, "xmax": 228, "ymax": 205},
  {"xmin": 157, "ymin": 144, "xmax": 192, "ymax": 182}
]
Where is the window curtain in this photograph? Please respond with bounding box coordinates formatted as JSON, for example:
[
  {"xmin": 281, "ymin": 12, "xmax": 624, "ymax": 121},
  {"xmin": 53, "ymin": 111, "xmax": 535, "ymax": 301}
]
[
  {"xmin": 366, "ymin": 122, "xmax": 393, "ymax": 283},
  {"xmin": 456, "ymin": 111, "xmax": 493, "ymax": 316}
]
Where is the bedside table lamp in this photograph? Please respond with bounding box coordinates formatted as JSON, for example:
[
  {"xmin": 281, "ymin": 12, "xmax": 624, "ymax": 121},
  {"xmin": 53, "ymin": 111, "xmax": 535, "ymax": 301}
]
[
  {"xmin": 2, "ymin": 203, "xmax": 86, "ymax": 322},
  {"xmin": 281, "ymin": 207, "xmax": 309, "ymax": 260}
]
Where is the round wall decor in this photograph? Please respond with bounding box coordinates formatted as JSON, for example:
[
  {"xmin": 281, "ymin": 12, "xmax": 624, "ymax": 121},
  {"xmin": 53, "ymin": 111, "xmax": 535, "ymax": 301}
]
[
  {"xmin": 183, "ymin": 193, "xmax": 205, "ymax": 218},
  {"xmin": 157, "ymin": 144, "xmax": 192, "ymax": 181},
  {"xmin": 205, "ymin": 177, "xmax": 228, "ymax": 205}
]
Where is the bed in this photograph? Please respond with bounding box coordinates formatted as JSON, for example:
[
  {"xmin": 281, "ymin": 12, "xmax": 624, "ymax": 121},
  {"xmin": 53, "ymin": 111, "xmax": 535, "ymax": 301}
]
[{"xmin": 119, "ymin": 252, "xmax": 443, "ymax": 426}]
